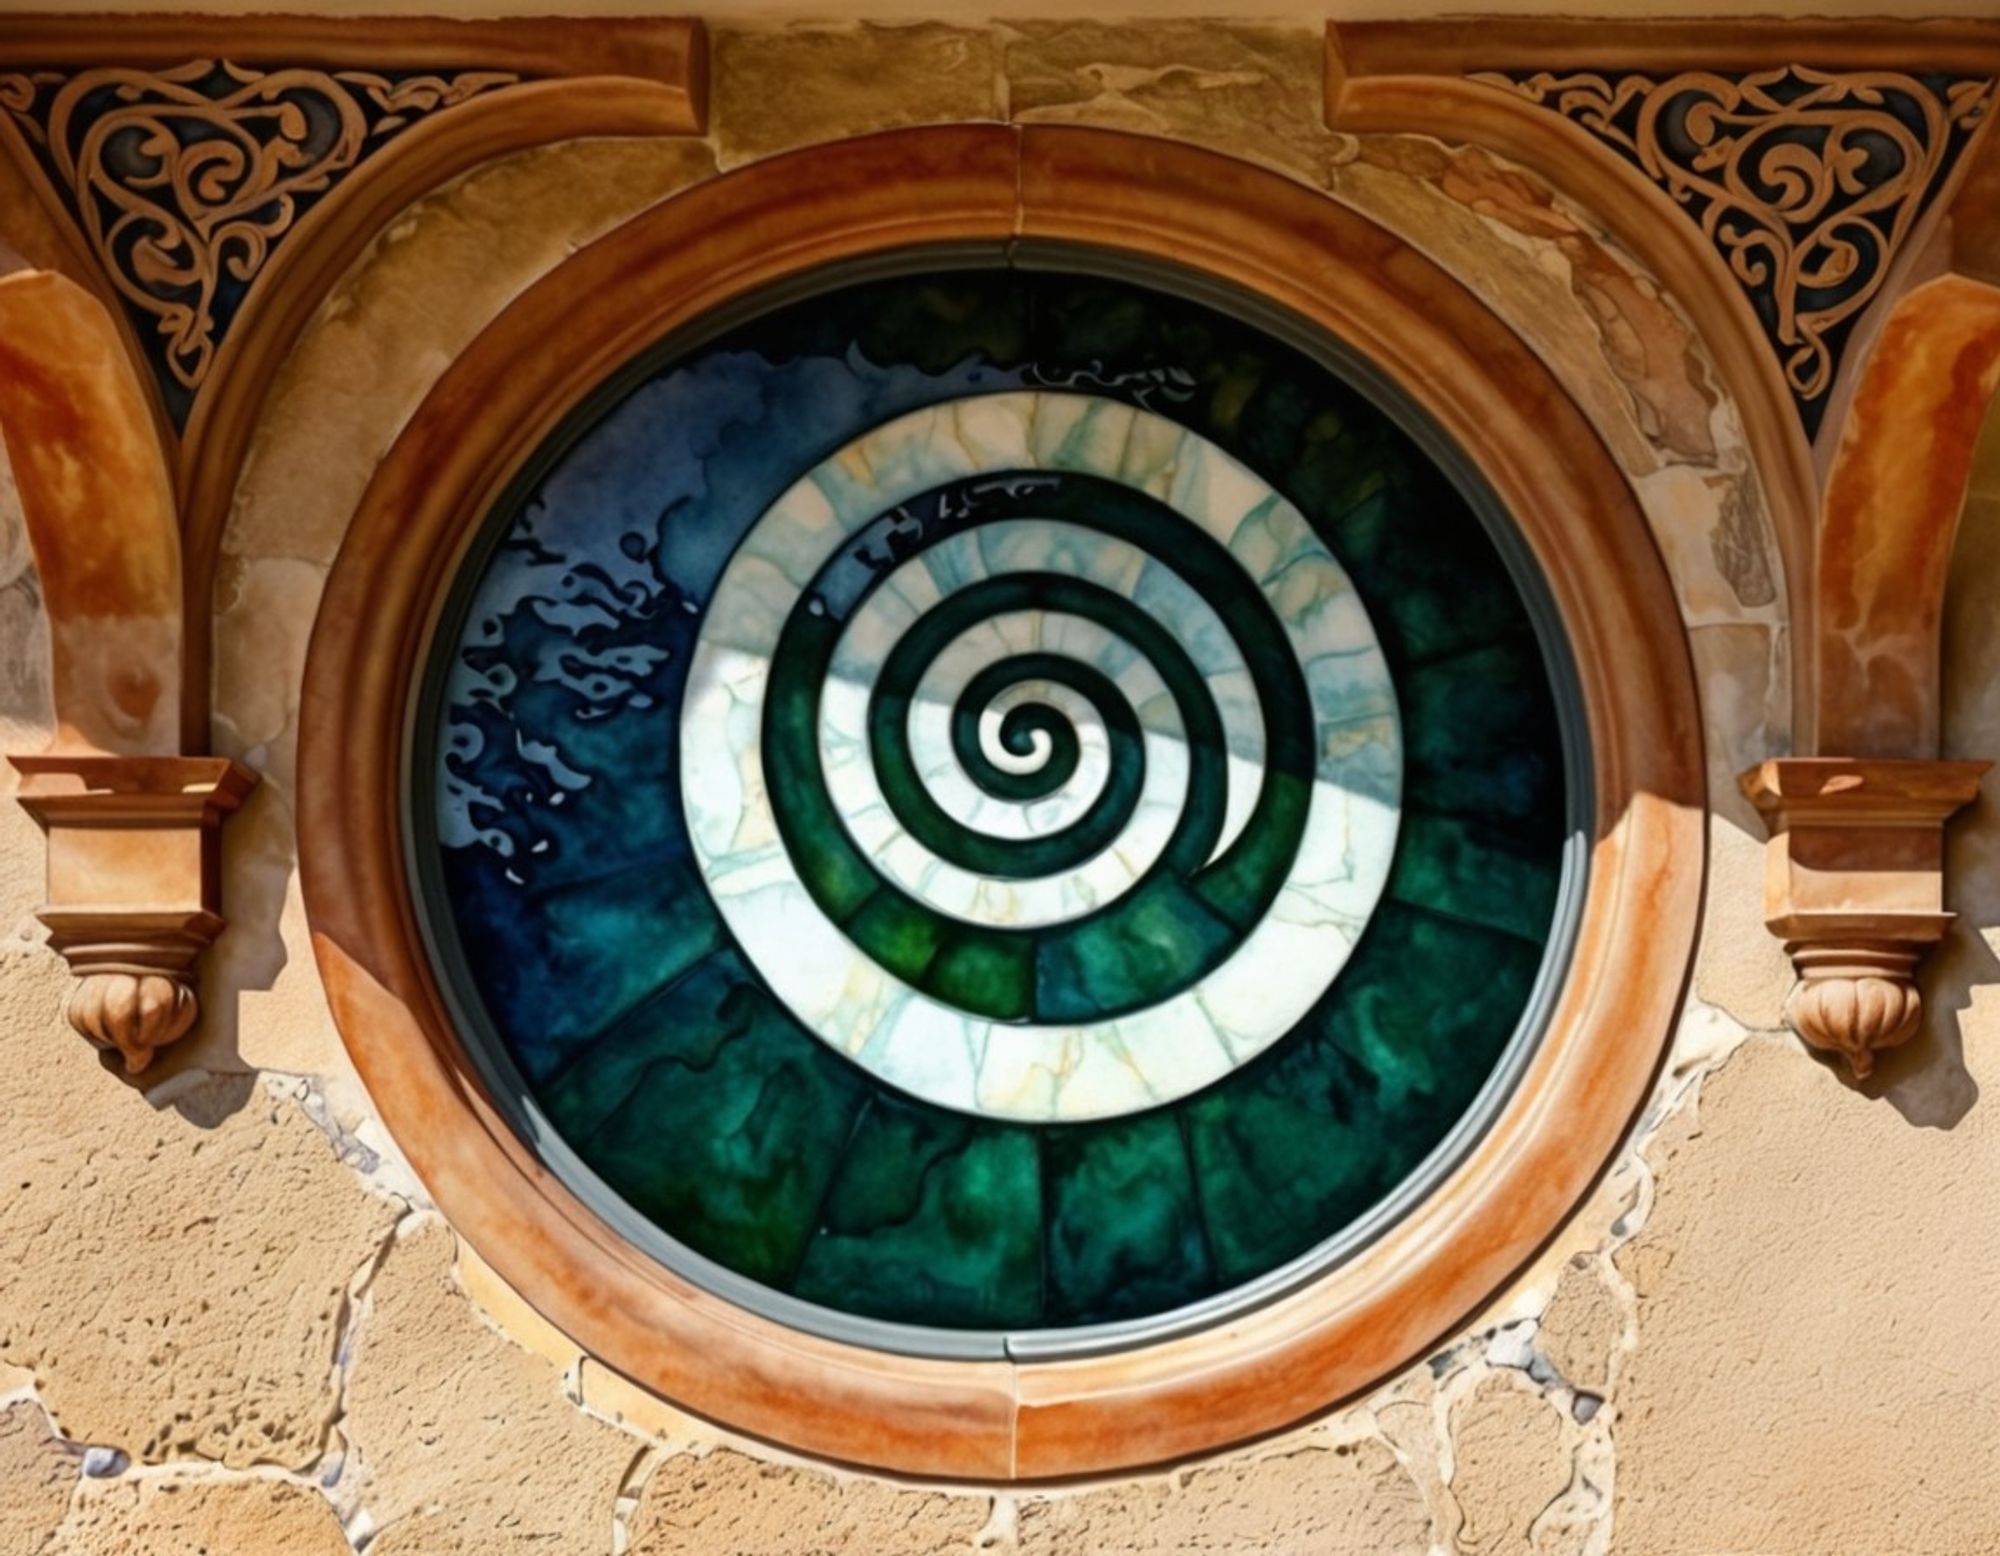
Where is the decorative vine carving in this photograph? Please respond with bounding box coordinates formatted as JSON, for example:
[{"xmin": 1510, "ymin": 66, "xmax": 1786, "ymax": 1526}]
[
  {"xmin": 0, "ymin": 60, "xmax": 517, "ymax": 424},
  {"xmin": 1474, "ymin": 66, "xmax": 1993, "ymax": 436}
]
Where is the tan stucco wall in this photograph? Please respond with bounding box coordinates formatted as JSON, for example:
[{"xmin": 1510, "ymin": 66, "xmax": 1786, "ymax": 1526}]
[{"xmin": 0, "ymin": 21, "xmax": 1992, "ymax": 1553}]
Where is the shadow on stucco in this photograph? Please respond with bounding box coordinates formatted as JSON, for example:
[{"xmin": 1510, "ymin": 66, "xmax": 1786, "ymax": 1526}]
[
  {"xmin": 197, "ymin": 773, "xmax": 296, "ymax": 1075},
  {"xmin": 1860, "ymin": 785, "xmax": 1996, "ymax": 1130}
]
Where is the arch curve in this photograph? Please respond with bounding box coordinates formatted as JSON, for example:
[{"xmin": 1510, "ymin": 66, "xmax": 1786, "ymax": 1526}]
[
  {"xmin": 0, "ymin": 267, "xmax": 180, "ymax": 757},
  {"xmin": 176, "ymin": 76, "xmax": 705, "ymax": 750},
  {"xmin": 1325, "ymin": 64, "xmax": 1816, "ymax": 646}
]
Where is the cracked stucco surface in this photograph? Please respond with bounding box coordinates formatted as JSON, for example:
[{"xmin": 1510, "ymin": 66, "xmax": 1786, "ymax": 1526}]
[
  {"xmin": 1449, "ymin": 1379, "xmax": 1577, "ymax": 1556},
  {"xmin": 1, "ymin": 18, "xmax": 1995, "ymax": 1555},
  {"xmin": 1613, "ymin": 1038, "xmax": 2000, "ymax": 1555},
  {"xmin": 627, "ymin": 1449, "xmax": 993, "ymax": 1554},
  {"xmin": 0, "ymin": 1401, "xmax": 74, "ymax": 1551},
  {"xmin": 41, "ymin": 1473, "xmax": 353, "ymax": 1556},
  {"xmin": 1013, "ymin": 1441, "xmax": 1433, "ymax": 1554}
]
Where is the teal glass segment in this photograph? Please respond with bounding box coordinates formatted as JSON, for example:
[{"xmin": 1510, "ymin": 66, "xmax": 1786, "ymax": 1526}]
[{"xmin": 419, "ymin": 263, "xmax": 1571, "ymax": 1343}]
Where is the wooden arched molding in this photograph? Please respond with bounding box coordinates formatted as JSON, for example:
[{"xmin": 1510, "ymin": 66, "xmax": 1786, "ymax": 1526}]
[
  {"xmin": 1743, "ymin": 101, "xmax": 1999, "ymax": 1082},
  {"xmin": 1818, "ymin": 275, "xmax": 2000, "ymax": 760},
  {"xmin": 0, "ymin": 117, "xmax": 175, "ymax": 451},
  {"xmin": 1744, "ymin": 274, "xmax": 2000, "ymax": 1078},
  {"xmin": 298, "ymin": 124, "xmax": 1704, "ymax": 1479},
  {"xmin": 0, "ymin": 11, "xmax": 708, "ymax": 751},
  {"xmin": 0, "ymin": 266, "xmax": 253, "ymax": 1073}
]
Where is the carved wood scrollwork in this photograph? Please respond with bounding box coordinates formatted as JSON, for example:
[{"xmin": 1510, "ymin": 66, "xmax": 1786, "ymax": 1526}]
[
  {"xmin": 1475, "ymin": 66, "xmax": 1993, "ymax": 437},
  {"xmin": 0, "ymin": 61, "xmax": 518, "ymax": 425}
]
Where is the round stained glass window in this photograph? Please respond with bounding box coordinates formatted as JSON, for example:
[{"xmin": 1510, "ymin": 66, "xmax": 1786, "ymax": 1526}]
[{"xmin": 415, "ymin": 260, "xmax": 1579, "ymax": 1355}]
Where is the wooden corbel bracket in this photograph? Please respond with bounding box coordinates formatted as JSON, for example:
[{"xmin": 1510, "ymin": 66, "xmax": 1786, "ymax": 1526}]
[
  {"xmin": 12, "ymin": 755, "xmax": 256, "ymax": 1073},
  {"xmin": 1741, "ymin": 758, "xmax": 1988, "ymax": 1077}
]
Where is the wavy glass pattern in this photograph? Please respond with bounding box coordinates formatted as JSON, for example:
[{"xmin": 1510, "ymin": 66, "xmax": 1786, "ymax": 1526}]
[{"xmin": 417, "ymin": 265, "xmax": 1570, "ymax": 1339}]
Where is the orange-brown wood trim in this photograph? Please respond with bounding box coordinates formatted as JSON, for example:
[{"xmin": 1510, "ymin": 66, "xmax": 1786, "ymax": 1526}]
[
  {"xmin": 299, "ymin": 123, "xmax": 1704, "ymax": 1480},
  {"xmin": 173, "ymin": 73, "xmax": 707, "ymax": 754},
  {"xmin": 0, "ymin": 14, "xmax": 707, "ymax": 102},
  {"xmin": 1807, "ymin": 99, "xmax": 1999, "ymax": 485},
  {"xmin": 1324, "ymin": 42, "xmax": 1818, "ymax": 750},
  {"xmin": 1817, "ymin": 274, "xmax": 2000, "ymax": 760},
  {"xmin": 1332, "ymin": 16, "xmax": 2000, "ymax": 77}
]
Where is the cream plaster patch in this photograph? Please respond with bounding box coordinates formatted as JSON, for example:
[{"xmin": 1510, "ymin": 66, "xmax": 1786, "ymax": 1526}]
[{"xmin": 340, "ymin": 1220, "xmax": 634, "ymax": 1555}]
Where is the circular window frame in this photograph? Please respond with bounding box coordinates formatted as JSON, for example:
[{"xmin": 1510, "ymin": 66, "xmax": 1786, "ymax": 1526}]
[
  {"xmin": 298, "ymin": 125, "xmax": 1704, "ymax": 1479},
  {"xmin": 407, "ymin": 246, "xmax": 1590, "ymax": 1364}
]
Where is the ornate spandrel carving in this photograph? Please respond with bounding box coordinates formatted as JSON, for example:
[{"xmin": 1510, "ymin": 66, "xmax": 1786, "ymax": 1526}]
[
  {"xmin": 0, "ymin": 60, "xmax": 517, "ymax": 427},
  {"xmin": 1474, "ymin": 66, "xmax": 1993, "ymax": 438}
]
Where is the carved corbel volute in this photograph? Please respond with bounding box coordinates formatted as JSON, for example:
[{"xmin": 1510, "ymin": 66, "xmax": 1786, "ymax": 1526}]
[
  {"xmin": 1741, "ymin": 758, "xmax": 1988, "ymax": 1077},
  {"xmin": 12, "ymin": 755, "xmax": 256, "ymax": 1073}
]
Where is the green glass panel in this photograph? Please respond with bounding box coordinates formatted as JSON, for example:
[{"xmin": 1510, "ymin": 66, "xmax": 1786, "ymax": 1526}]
[
  {"xmin": 1043, "ymin": 1115, "xmax": 1216, "ymax": 1325},
  {"xmin": 542, "ymin": 954, "xmax": 870, "ymax": 1286},
  {"xmin": 1388, "ymin": 811, "xmax": 1563, "ymax": 944},
  {"xmin": 792, "ymin": 1097, "xmax": 1043, "ymax": 1329},
  {"xmin": 1187, "ymin": 904, "xmax": 1544, "ymax": 1282}
]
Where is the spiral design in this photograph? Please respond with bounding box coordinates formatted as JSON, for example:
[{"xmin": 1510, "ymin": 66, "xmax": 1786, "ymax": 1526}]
[
  {"xmin": 682, "ymin": 392, "xmax": 1401, "ymax": 1122},
  {"xmin": 430, "ymin": 269, "xmax": 1568, "ymax": 1337}
]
